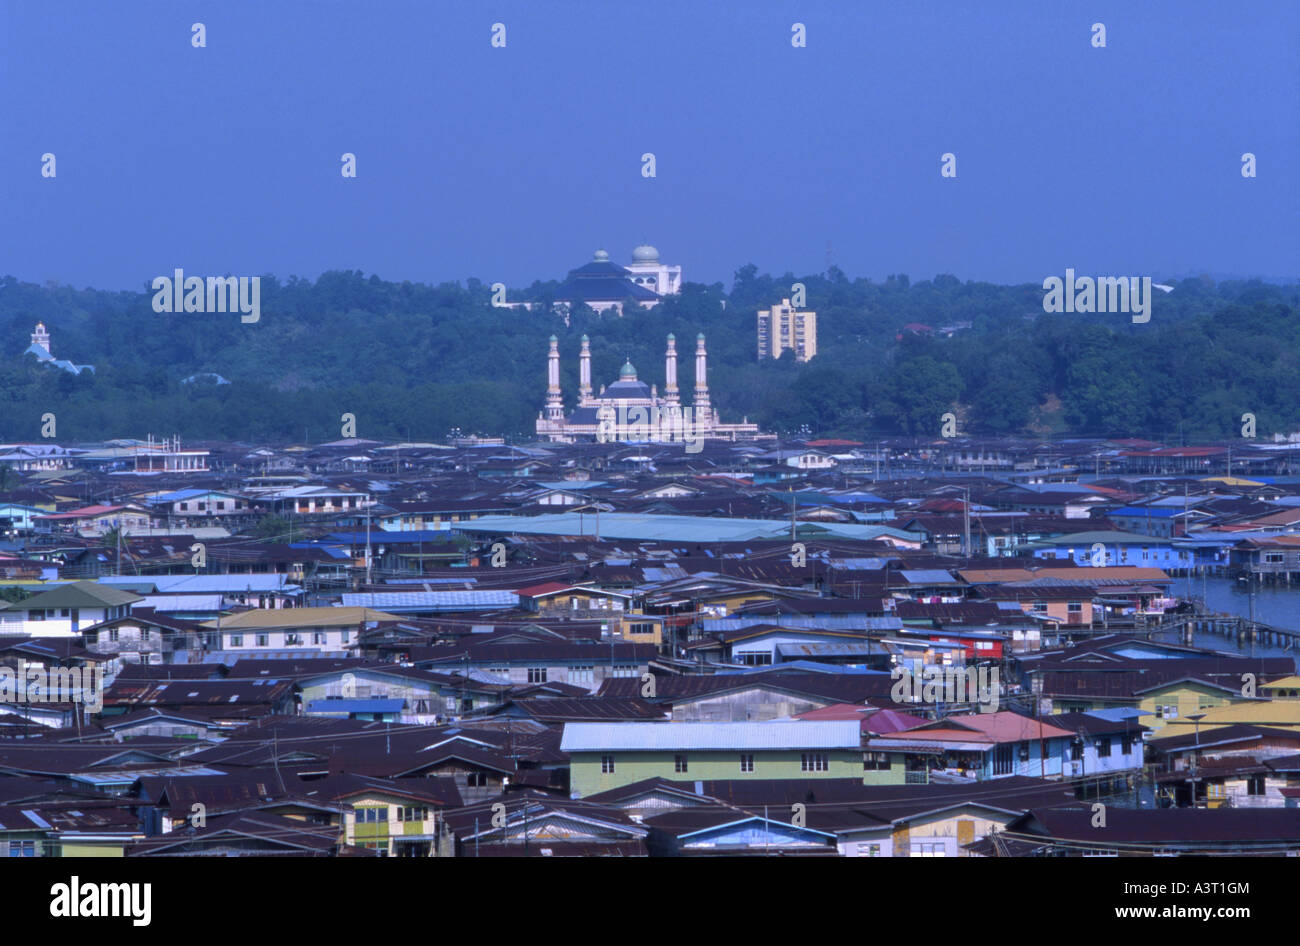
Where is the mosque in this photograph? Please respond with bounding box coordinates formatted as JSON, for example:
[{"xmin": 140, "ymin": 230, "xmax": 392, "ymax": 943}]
[
  {"xmin": 550, "ymin": 245, "xmax": 682, "ymax": 315},
  {"xmin": 23, "ymin": 323, "xmax": 95, "ymax": 375},
  {"xmin": 535, "ymin": 332, "xmax": 764, "ymax": 444}
]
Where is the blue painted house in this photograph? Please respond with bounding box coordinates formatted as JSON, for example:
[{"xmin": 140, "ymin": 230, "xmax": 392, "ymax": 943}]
[{"xmin": 1027, "ymin": 530, "xmax": 1192, "ymax": 572}]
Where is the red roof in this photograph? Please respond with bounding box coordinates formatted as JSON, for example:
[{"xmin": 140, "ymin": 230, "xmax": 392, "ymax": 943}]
[{"xmin": 513, "ymin": 582, "xmax": 579, "ymax": 598}]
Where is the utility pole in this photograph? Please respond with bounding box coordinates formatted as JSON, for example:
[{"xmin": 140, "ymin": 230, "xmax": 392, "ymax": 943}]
[
  {"xmin": 365, "ymin": 498, "xmax": 373, "ymax": 585},
  {"xmin": 789, "ymin": 485, "xmax": 796, "ymax": 543},
  {"xmin": 1188, "ymin": 713, "xmax": 1205, "ymax": 808},
  {"xmin": 962, "ymin": 487, "xmax": 971, "ymax": 561}
]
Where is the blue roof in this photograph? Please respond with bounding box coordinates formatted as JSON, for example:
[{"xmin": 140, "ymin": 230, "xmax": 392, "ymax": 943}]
[
  {"xmin": 324, "ymin": 531, "xmax": 453, "ymax": 544},
  {"xmin": 1109, "ymin": 506, "xmax": 1180, "ymax": 518},
  {"xmin": 340, "ymin": 590, "xmax": 519, "ymax": 612},
  {"xmin": 155, "ymin": 488, "xmax": 241, "ymax": 502},
  {"xmin": 306, "ymin": 699, "xmax": 404, "ymax": 714}
]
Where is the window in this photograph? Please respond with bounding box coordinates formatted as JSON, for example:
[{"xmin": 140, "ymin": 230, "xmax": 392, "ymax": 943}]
[
  {"xmin": 740, "ymin": 754, "xmax": 754, "ymax": 773},
  {"xmin": 1071, "ymin": 739, "xmax": 1084, "ymax": 761},
  {"xmin": 627, "ymin": 622, "xmax": 655, "ymax": 636},
  {"xmin": 1067, "ymin": 602, "xmax": 1082, "ymax": 614},
  {"xmin": 398, "ymin": 806, "xmax": 428, "ymax": 822},
  {"xmin": 1121, "ymin": 735, "xmax": 1134, "ymax": 754},
  {"xmin": 569, "ymin": 665, "xmax": 594, "ymax": 685},
  {"xmin": 1095, "ymin": 737, "xmax": 1112, "ymax": 758},
  {"xmin": 527, "ymin": 667, "xmax": 548, "ymax": 684},
  {"xmin": 801, "ymin": 752, "xmax": 828, "ymax": 773},
  {"xmin": 1018, "ymin": 741, "xmax": 1031, "ymax": 762},
  {"xmin": 611, "ymin": 665, "xmax": 638, "ymax": 678},
  {"xmin": 738, "ymin": 652, "xmax": 773, "ymax": 666},
  {"xmin": 1031, "ymin": 601, "xmax": 1047, "ymax": 613},
  {"xmin": 856, "ymin": 843, "xmax": 881, "ymax": 857},
  {"xmin": 255, "ymin": 634, "xmax": 268, "ymax": 647},
  {"xmin": 674, "ymin": 754, "xmax": 688, "ymax": 773},
  {"xmin": 312, "ymin": 632, "xmax": 324, "ymax": 644},
  {"xmin": 230, "ymin": 635, "xmax": 243, "ymax": 648},
  {"xmin": 601, "ymin": 755, "xmax": 615, "ymax": 774},
  {"xmin": 465, "ymin": 772, "xmax": 487, "ymax": 787},
  {"xmin": 863, "ymin": 751, "xmax": 890, "ymax": 771},
  {"xmin": 994, "ymin": 744, "xmax": 1014, "ymax": 775}
]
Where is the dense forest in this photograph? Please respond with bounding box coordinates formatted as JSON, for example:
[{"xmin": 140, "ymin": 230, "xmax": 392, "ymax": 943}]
[{"xmin": 0, "ymin": 269, "xmax": 1296, "ymax": 444}]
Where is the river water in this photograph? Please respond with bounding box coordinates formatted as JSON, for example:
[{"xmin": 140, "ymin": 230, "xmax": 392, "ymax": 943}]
[{"xmin": 1152, "ymin": 576, "xmax": 1300, "ymax": 670}]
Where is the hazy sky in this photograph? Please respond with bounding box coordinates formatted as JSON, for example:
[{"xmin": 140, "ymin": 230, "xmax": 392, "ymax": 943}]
[{"xmin": 2, "ymin": 0, "xmax": 1296, "ymax": 292}]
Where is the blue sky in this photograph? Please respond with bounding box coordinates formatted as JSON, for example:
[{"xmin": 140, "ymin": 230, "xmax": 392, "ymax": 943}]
[{"xmin": 2, "ymin": 0, "xmax": 1296, "ymax": 291}]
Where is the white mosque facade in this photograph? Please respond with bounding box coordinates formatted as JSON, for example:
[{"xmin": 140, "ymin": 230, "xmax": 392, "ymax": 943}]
[
  {"xmin": 535, "ymin": 332, "xmax": 765, "ymax": 445},
  {"xmin": 624, "ymin": 244, "xmax": 682, "ymax": 297}
]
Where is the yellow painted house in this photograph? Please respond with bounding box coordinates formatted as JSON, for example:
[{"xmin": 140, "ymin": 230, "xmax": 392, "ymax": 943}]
[
  {"xmin": 1156, "ymin": 697, "xmax": 1300, "ymax": 736},
  {"xmin": 1262, "ymin": 675, "xmax": 1300, "ymax": 699},
  {"xmin": 1136, "ymin": 679, "xmax": 1243, "ymax": 733},
  {"xmin": 617, "ymin": 612, "xmax": 665, "ymax": 648},
  {"xmin": 340, "ymin": 788, "xmax": 453, "ymax": 857}
]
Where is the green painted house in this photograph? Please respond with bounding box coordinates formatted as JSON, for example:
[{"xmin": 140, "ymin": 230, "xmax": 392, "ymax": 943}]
[{"xmin": 562, "ymin": 720, "xmax": 873, "ymax": 798}]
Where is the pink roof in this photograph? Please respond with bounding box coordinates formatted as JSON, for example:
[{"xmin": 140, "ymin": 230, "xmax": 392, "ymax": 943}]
[
  {"xmin": 795, "ymin": 703, "xmax": 930, "ymax": 735},
  {"xmin": 862, "ymin": 708, "xmax": 931, "ymax": 734}
]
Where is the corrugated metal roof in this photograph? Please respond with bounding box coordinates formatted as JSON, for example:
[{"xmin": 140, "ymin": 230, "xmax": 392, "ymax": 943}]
[
  {"xmin": 898, "ymin": 569, "xmax": 958, "ymax": 583},
  {"xmin": 560, "ymin": 720, "xmax": 861, "ymax": 753},
  {"xmin": 139, "ymin": 594, "xmax": 224, "ymax": 612},
  {"xmin": 775, "ymin": 643, "xmax": 878, "ymax": 657},
  {"xmin": 455, "ymin": 513, "xmax": 921, "ymax": 544},
  {"xmin": 99, "ymin": 574, "xmax": 300, "ymax": 594},
  {"xmin": 340, "ymin": 591, "xmax": 518, "ymax": 611},
  {"xmin": 305, "ymin": 699, "xmax": 404, "ymax": 714},
  {"xmin": 702, "ymin": 616, "xmax": 902, "ymax": 632}
]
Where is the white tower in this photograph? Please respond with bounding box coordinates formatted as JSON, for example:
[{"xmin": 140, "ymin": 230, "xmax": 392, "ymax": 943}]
[
  {"xmin": 664, "ymin": 334, "xmax": 680, "ymax": 409},
  {"xmin": 579, "ymin": 335, "xmax": 593, "ymax": 405},
  {"xmin": 545, "ymin": 335, "xmax": 564, "ymax": 421},
  {"xmin": 694, "ymin": 332, "xmax": 711, "ymax": 418},
  {"xmin": 31, "ymin": 323, "xmax": 51, "ymax": 355}
]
